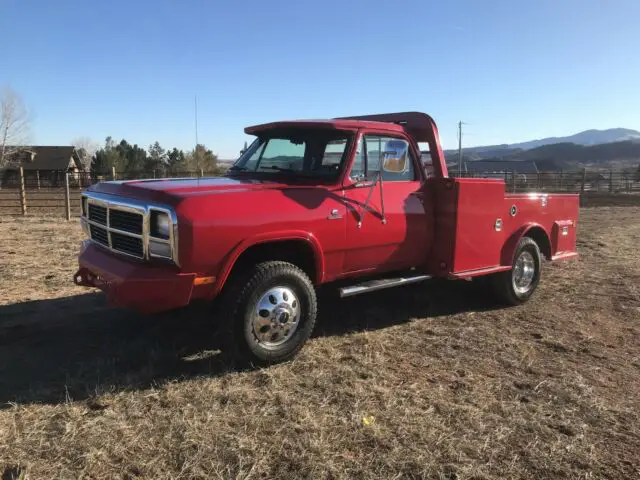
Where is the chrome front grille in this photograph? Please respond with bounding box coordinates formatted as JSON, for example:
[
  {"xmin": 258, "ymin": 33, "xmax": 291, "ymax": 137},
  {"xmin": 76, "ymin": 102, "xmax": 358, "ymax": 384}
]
[
  {"xmin": 80, "ymin": 192, "xmax": 178, "ymax": 265},
  {"xmin": 88, "ymin": 204, "xmax": 107, "ymax": 224},
  {"xmin": 89, "ymin": 224, "xmax": 109, "ymax": 246},
  {"xmin": 109, "ymin": 209, "xmax": 143, "ymax": 235},
  {"xmin": 111, "ymin": 232, "xmax": 144, "ymax": 257}
]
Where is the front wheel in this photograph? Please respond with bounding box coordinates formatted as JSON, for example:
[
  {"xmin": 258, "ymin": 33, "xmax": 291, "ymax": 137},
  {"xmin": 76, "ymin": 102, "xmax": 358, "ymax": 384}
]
[
  {"xmin": 222, "ymin": 261, "xmax": 318, "ymax": 366},
  {"xmin": 491, "ymin": 237, "xmax": 542, "ymax": 305}
]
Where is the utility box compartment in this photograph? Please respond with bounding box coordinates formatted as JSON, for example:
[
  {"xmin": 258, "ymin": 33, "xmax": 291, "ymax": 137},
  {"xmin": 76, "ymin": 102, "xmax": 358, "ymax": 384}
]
[
  {"xmin": 428, "ymin": 178, "xmax": 506, "ymax": 275},
  {"xmin": 552, "ymin": 219, "xmax": 577, "ymax": 256}
]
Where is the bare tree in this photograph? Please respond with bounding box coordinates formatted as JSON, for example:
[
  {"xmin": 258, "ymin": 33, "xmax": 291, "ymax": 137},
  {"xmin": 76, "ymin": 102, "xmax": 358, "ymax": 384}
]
[
  {"xmin": 72, "ymin": 136, "xmax": 100, "ymax": 170},
  {"xmin": 0, "ymin": 86, "xmax": 31, "ymax": 167}
]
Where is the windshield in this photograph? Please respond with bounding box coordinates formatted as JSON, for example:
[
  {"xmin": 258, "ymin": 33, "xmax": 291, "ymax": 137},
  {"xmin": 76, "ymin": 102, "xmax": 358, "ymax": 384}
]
[{"xmin": 230, "ymin": 129, "xmax": 352, "ymax": 179}]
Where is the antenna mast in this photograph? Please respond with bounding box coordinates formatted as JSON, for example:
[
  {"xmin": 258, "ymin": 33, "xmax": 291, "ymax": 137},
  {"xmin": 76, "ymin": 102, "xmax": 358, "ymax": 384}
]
[{"xmin": 194, "ymin": 95, "xmax": 199, "ymax": 147}]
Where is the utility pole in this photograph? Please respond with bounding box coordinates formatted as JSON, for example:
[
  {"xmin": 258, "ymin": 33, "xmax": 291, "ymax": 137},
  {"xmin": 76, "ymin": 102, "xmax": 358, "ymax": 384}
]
[{"xmin": 457, "ymin": 121, "xmax": 463, "ymax": 177}]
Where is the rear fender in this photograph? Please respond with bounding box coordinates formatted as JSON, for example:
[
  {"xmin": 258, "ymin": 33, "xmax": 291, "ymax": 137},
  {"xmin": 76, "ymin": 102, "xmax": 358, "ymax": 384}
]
[
  {"xmin": 501, "ymin": 223, "xmax": 552, "ymax": 266},
  {"xmin": 213, "ymin": 230, "xmax": 324, "ymax": 296}
]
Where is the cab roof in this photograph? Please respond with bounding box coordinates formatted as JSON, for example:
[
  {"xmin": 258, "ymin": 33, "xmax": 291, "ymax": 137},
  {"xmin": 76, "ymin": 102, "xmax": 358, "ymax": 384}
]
[
  {"xmin": 244, "ymin": 112, "xmax": 439, "ymax": 145},
  {"xmin": 244, "ymin": 119, "xmax": 406, "ymax": 135}
]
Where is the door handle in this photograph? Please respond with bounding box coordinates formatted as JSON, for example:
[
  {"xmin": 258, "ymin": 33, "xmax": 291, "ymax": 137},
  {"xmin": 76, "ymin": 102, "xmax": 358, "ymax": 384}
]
[
  {"xmin": 354, "ymin": 181, "xmax": 376, "ymax": 188},
  {"xmin": 327, "ymin": 209, "xmax": 342, "ymax": 220}
]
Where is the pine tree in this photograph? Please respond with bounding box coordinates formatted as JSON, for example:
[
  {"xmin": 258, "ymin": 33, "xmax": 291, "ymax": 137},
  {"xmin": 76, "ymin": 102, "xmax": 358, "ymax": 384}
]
[{"xmin": 146, "ymin": 141, "xmax": 167, "ymax": 176}]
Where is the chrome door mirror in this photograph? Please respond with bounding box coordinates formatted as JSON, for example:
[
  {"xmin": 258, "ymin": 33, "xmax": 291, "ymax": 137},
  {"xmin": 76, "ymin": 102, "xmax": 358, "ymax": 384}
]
[
  {"xmin": 381, "ymin": 140, "xmax": 409, "ymax": 173},
  {"xmin": 382, "ymin": 150, "xmax": 408, "ymax": 173}
]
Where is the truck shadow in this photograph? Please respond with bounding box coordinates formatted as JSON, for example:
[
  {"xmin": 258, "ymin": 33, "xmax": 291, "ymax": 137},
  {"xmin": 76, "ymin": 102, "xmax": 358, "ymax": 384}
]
[{"xmin": 0, "ymin": 279, "xmax": 501, "ymax": 407}]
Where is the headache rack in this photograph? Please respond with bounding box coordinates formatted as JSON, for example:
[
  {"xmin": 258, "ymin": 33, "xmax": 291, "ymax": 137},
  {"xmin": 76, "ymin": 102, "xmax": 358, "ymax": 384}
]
[{"xmin": 80, "ymin": 192, "xmax": 179, "ymax": 265}]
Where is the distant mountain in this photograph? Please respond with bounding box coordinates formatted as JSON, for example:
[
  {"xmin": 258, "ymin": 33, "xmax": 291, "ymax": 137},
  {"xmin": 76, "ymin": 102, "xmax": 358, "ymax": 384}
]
[
  {"xmin": 445, "ymin": 128, "xmax": 640, "ymax": 160},
  {"xmin": 446, "ymin": 141, "xmax": 640, "ymax": 171},
  {"xmin": 443, "ymin": 128, "xmax": 640, "ymax": 169},
  {"xmin": 507, "ymin": 140, "xmax": 640, "ymax": 166},
  {"xmin": 510, "ymin": 128, "xmax": 640, "ymax": 150}
]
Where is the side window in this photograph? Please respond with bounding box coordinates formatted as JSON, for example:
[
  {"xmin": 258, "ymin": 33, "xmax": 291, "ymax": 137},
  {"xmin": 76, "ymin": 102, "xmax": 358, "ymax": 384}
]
[
  {"xmin": 420, "ymin": 148, "xmax": 434, "ymax": 178},
  {"xmin": 350, "ymin": 136, "xmax": 365, "ymax": 179},
  {"xmin": 362, "ymin": 136, "xmax": 415, "ymax": 182},
  {"xmin": 365, "ymin": 136, "xmax": 383, "ymax": 173}
]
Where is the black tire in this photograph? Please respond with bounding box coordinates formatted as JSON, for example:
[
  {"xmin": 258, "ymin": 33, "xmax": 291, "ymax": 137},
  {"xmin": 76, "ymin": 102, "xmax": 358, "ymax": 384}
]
[
  {"xmin": 221, "ymin": 261, "xmax": 317, "ymax": 366},
  {"xmin": 492, "ymin": 237, "xmax": 542, "ymax": 305}
]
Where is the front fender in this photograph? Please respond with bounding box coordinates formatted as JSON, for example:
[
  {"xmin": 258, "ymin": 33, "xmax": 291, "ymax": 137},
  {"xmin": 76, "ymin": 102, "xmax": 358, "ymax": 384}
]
[{"xmin": 212, "ymin": 230, "xmax": 325, "ymax": 297}]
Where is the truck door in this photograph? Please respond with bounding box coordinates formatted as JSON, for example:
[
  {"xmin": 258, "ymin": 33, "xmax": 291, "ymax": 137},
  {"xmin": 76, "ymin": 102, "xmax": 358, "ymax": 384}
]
[{"xmin": 341, "ymin": 134, "xmax": 429, "ymax": 274}]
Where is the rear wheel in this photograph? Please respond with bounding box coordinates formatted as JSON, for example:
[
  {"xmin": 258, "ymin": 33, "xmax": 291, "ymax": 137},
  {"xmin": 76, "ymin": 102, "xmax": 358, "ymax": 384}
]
[
  {"xmin": 221, "ymin": 261, "xmax": 317, "ymax": 366},
  {"xmin": 492, "ymin": 237, "xmax": 541, "ymax": 305}
]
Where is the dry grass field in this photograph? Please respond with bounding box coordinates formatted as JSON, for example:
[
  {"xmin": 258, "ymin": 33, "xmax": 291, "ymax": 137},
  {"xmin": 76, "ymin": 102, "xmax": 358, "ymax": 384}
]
[{"xmin": 0, "ymin": 207, "xmax": 639, "ymax": 479}]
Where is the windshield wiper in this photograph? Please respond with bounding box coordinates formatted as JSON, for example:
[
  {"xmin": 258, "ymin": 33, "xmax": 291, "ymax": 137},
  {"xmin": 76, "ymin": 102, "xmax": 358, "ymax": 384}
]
[
  {"xmin": 228, "ymin": 165, "xmax": 248, "ymax": 172},
  {"xmin": 258, "ymin": 165, "xmax": 296, "ymax": 172}
]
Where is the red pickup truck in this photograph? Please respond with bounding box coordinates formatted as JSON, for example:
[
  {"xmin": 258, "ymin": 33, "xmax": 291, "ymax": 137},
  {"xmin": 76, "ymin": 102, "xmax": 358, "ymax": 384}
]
[{"xmin": 74, "ymin": 112, "xmax": 579, "ymax": 364}]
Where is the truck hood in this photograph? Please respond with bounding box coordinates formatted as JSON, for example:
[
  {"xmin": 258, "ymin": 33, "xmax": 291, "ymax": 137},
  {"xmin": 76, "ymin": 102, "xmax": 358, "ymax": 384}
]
[{"xmin": 89, "ymin": 176, "xmax": 290, "ymax": 205}]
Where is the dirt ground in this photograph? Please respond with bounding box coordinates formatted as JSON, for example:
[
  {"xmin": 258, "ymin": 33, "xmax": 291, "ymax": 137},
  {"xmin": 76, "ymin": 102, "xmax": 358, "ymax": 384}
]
[{"xmin": 0, "ymin": 208, "xmax": 639, "ymax": 479}]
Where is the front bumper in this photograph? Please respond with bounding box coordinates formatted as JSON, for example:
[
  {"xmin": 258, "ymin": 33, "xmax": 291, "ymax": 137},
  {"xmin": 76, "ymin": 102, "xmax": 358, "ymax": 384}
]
[{"xmin": 74, "ymin": 242, "xmax": 199, "ymax": 314}]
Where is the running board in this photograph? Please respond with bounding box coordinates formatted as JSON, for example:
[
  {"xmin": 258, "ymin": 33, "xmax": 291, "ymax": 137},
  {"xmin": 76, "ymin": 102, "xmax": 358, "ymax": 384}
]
[{"xmin": 339, "ymin": 274, "xmax": 432, "ymax": 298}]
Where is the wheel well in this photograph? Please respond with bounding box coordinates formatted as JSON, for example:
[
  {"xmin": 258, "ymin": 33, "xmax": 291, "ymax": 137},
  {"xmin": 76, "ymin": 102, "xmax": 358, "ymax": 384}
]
[
  {"xmin": 525, "ymin": 227, "xmax": 552, "ymax": 260},
  {"xmin": 229, "ymin": 240, "xmax": 318, "ymax": 284}
]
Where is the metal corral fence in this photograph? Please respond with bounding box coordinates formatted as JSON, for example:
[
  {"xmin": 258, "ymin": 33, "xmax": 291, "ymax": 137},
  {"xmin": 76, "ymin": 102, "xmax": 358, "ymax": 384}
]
[
  {"xmin": 452, "ymin": 169, "xmax": 640, "ymax": 194},
  {"xmin": 1, "ymin": 167, "xmax": 639, "ymax": 217},
  {"xmin": 0, "ymin": 168, "xmax": 223, "ymax": 218}
]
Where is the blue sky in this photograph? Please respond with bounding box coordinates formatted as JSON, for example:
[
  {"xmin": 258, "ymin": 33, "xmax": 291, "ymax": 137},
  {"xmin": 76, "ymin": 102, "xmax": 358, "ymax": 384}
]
[{"xmin": 2, "ymin": 0, "xmax": 639, "ymax": 158}]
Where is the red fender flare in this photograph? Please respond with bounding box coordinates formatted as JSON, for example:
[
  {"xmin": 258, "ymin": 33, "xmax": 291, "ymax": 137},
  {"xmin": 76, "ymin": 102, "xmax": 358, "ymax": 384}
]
[
  {"xmin": 500, "ymin": 223, "xmax": 551, "ymax": 266},
  {"xmin": 212, "ymin": 230, "xmax": 324, "ymax": 297}
]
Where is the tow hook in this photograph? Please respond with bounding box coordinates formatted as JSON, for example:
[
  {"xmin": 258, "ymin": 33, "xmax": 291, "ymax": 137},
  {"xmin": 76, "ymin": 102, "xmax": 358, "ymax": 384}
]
[{"xmin": 74, "ymin": 268, "xmax": 98, "ymax": 287}]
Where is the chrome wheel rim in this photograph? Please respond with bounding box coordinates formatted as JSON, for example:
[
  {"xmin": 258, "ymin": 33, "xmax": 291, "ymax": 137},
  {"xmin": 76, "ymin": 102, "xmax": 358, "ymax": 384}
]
[
  {"xmin": 513, "ymin": 251, "xmax": 536, "ymax": 294},
  {"xmin": 251, "ymin": 286, "xmax": 301, "ymax": 348}
]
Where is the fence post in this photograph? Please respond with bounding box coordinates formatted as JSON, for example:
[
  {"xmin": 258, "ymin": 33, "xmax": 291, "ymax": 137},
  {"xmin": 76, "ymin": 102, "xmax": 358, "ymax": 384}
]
[
  {"xmin": 64, "ymin": 172, "xmax": 71, "ymax": 221},
  {"xmin": 580, "ymin": 168, "xmax": 587, "ymax": 195},
  {"xmin": 112, "ymin": 166, "xmax": 116, "ymax": 181},
  {"xmin": 153, "ymin": 169, "xmax": 157, "ymax": 179},
  {"xmin": 36, "ymin": 170, "xmax": 40, "ymax": 190},
  {"xmin": 512, "ymin": 170, "xmax": 516, "ymax": 193},
  {"xmin": 200, "ymin": 168, "xmax": 204, "ymax": 178},
  {"xmin": 609, "ymin": 169, "xmax": 613, "ymax": 193},
  {"xmin": 19, "ymin": 167, "xmax": 27, "ymax": 215},
  {"xmin": 536, "ymin": 172, "xmax": 540, "ymax": 190},
  {"xmin": 559, "ymin": 170, "xmax": 563, "ymax": 190}
]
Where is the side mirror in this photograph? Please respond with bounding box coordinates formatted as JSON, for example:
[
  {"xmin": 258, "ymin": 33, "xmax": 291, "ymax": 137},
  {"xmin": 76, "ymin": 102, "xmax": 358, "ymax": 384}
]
[{"xmin": 382, "ymin": 150, "xmax": 408, "ymax": 173}]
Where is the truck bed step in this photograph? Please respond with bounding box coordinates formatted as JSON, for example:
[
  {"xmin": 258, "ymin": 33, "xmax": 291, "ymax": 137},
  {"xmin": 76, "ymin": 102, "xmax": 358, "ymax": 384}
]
[{"xmin": 339, "ymin": 274, "xmax": 431, "ymax": 298}]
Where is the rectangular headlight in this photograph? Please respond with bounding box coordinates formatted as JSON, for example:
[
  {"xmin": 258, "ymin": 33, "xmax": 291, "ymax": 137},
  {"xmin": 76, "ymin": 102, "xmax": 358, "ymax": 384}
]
[{"xmin": 150, "ymin": 210, "xmax": 171, "ymax": 239}]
